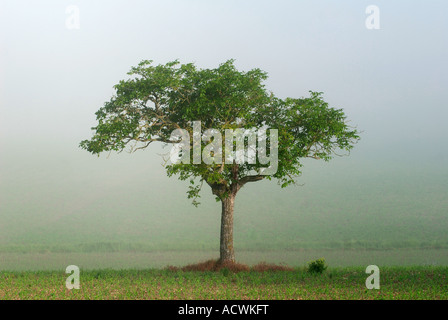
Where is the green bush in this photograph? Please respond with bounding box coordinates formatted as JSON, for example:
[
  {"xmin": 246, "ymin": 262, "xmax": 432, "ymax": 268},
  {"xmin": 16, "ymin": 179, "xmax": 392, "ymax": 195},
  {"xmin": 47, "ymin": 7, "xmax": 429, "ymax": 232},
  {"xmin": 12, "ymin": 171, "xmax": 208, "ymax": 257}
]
[{"xmin": 307, "ymin": 258, "xmax": 328, "ymax": 274}]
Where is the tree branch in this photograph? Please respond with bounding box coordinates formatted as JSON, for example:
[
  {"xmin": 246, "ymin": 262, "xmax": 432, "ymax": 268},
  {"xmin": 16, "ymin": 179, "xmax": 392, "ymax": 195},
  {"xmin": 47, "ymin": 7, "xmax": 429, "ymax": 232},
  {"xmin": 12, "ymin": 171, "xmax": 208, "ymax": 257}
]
[{"xmin": 238, "ymin": 175, "xmax": 265, "ymax": 186}]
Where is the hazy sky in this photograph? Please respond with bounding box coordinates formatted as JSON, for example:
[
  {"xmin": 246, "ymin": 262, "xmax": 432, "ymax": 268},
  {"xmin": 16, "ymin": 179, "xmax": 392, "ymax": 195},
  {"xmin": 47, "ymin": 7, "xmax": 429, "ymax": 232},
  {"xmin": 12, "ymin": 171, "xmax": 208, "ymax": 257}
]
[
  {"xmin": 1, "ymin": 0, "xmax": 447, "ymax": 154},
  {"xmin": 0, "ymin": 1, "xmax": 447, "ymax": 241}
]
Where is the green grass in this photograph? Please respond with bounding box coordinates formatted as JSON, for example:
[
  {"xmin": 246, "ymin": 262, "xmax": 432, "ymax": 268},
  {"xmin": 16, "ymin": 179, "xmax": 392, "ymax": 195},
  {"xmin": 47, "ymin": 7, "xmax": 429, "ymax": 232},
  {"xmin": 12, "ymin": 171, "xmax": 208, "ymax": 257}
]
[{"xmin": 1, "ymin": 266, "xmax": 447, "ymax": 300}]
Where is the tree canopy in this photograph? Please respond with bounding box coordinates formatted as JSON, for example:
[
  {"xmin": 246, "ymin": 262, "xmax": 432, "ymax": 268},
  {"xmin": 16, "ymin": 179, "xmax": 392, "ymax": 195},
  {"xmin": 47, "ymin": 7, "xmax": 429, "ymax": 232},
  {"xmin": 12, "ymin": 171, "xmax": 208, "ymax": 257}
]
[{"xmin": 80, "ymin": 59, "xmax": 359, "ymax": 204}]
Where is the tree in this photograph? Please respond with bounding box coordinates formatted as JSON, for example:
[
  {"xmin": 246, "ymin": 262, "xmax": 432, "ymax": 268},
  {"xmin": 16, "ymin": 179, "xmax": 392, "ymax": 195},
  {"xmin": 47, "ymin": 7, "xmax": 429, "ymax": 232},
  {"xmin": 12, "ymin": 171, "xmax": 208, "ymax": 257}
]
[{"xmin": 80, "ymin": 59, "xmax": 360, "ymax": 264}]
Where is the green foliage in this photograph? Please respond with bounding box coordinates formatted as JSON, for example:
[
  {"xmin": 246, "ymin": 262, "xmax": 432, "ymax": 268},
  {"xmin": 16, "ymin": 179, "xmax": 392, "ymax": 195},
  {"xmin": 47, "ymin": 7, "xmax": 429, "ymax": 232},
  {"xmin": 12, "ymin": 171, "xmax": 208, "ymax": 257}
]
[
  {"xmin": 80, "ymin": 59, "xmax": 359, "ymax": 203},
  {"xmin": 307, "ymin": 258, "xmax": 328, "ymax": 274}
]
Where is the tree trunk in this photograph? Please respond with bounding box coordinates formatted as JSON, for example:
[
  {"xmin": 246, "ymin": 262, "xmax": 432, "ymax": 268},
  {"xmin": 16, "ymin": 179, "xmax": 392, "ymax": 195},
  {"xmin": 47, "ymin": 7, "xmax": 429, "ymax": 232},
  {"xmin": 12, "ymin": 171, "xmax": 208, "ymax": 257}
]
[{"xmin": 219, "ymin": 194, "xmax": 235, "ymax": 264}]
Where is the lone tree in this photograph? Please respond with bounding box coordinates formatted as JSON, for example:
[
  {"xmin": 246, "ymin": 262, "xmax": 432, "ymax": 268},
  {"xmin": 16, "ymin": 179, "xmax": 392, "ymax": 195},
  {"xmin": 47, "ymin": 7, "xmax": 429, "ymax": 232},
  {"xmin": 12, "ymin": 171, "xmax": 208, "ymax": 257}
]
[{"xmin": 80, "ymin": 59, "xmax": 359, "ymax": 264}]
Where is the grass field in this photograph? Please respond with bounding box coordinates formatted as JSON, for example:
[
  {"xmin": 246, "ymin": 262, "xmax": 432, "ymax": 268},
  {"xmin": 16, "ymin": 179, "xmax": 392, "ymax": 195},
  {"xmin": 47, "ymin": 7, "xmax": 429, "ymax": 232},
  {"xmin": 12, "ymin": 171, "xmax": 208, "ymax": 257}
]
[{"xmin": 1, "ymin": 266, "xmax": 447, "ymax": 300}]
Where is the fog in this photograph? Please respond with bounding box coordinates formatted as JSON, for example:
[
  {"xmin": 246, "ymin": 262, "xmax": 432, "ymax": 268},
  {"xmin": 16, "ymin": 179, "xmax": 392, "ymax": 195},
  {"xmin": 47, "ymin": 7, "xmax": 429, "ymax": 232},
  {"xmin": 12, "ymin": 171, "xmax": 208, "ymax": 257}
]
[{"xmin": 0, "ymin": 0, "xmax": 447, "ymax": 269}]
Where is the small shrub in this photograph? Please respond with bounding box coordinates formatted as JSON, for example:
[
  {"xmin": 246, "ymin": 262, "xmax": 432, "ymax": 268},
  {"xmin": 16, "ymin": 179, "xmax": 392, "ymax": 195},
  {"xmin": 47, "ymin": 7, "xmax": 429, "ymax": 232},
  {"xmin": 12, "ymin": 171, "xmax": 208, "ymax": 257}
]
[{"xmin": 307, "ymin": 258, "xmax": 328, "ymax": 274}]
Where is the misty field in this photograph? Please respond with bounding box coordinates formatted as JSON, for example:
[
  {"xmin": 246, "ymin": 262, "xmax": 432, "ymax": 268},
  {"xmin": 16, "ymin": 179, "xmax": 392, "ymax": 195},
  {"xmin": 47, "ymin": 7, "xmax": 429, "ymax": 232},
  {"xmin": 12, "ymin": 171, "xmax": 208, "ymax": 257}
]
[
  {"xmin": 1, "ymin": 266, "xmax": 447, "ymax": 300},
  {"xmin": 1, "ymin": 155, "xmax": 447, "ymax": 264}
]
